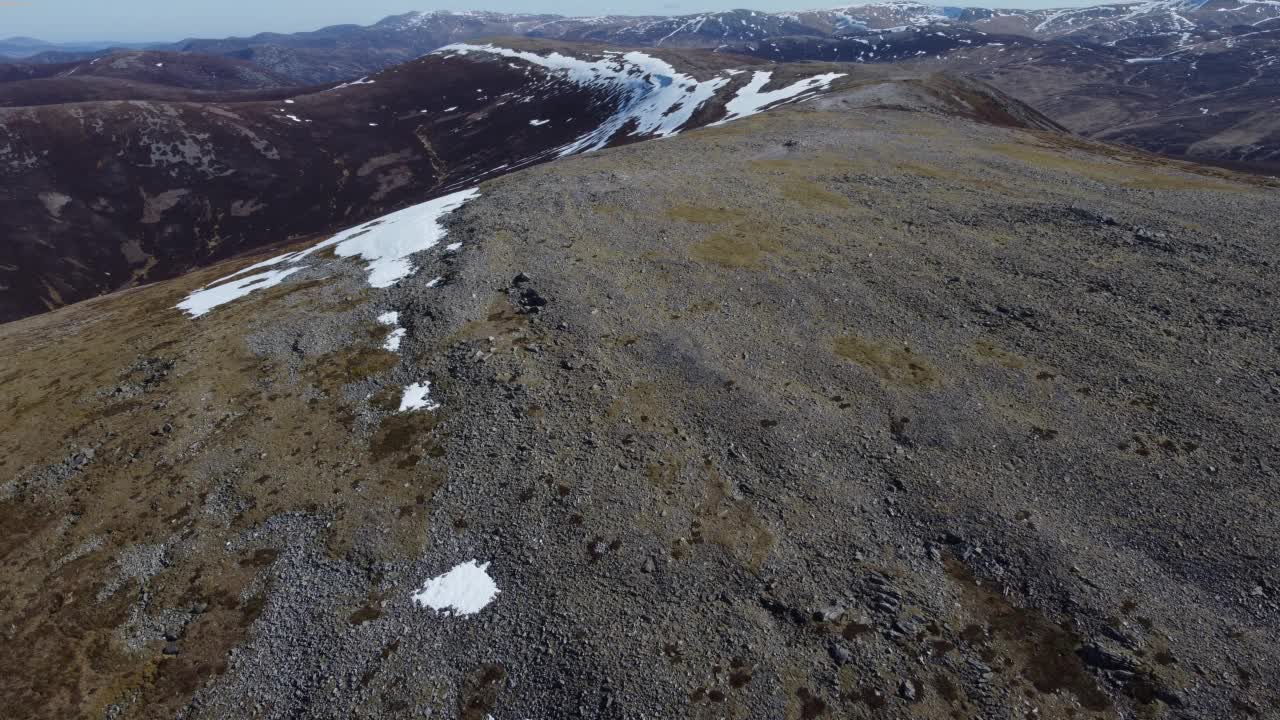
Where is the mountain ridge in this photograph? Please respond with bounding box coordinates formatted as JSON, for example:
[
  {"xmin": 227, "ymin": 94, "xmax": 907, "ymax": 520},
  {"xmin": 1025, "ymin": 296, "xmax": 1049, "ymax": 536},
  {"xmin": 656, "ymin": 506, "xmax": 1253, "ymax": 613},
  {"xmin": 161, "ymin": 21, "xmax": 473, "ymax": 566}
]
[{"xmin": 3, "ymin": 71, "xmax": 1277, "ymax": 718}]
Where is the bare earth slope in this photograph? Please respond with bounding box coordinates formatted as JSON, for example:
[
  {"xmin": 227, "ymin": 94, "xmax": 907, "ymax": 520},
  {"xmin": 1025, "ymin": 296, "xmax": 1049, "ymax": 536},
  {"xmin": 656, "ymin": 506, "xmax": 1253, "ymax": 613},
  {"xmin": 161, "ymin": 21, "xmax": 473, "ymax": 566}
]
[{"xmin": 2, "ymin": 82, "xmax": 1278, "ymax": 719}]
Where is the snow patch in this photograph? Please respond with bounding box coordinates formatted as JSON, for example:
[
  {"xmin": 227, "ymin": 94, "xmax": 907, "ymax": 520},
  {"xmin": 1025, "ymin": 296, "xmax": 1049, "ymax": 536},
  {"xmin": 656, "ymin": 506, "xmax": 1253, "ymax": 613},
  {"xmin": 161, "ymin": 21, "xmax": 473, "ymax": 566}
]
[
  {"xmin": 529, "ymin": 118, "xmax": 550, "ymax": 126},
  {"xmin": 713, "ymin": 71, "xmax": 846, "ymax": 125},
  {"xmin": 176, "ymin": 267, "xmax": 304, "ymax": 318},
  {"xmin": 399, "ymin": 382, "xmax": 440, "ymax": 412},
  {"xmin": 177, "ymin": 188, "xmax": 479, "ymax": 317},
  {"xmin": 380, "ymin": 309, "xmax": 406, "ymax": 352},
  {"xmin": 383, "ymin": 328, "xmax": 407, "ymax": 352},
  {"xmin": 411, "ymin": 560, "xmax": 499, "ymax": 616},
  {"xmin": 330, "ymin": 76, "xmax": 376, "ymax": 91}
]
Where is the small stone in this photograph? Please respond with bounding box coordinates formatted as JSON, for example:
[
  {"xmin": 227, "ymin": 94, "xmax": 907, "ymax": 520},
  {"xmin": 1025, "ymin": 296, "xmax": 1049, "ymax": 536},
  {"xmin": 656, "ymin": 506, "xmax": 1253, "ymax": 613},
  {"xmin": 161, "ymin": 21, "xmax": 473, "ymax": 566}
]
[
  {"xmin": 641, "ymin": 557, "xmax": 655, "ymax": 574},
  {"xmin": 829, "ymin": 644, "xmax": 852, "ymax": 665},
  {"xmin": 898, "ymin": 679, "xmax": 918, "ymax": 701},
  {"xmin": 162, "ymin": 643, "xmax": 180, "ymax": 656},
  {"xmin": 816, "ymin": 605, "xmax": 845, "ymax": 623},
  {"xmin": 513, "ymin": 272, "xmax": 532, "ymax": 285}
]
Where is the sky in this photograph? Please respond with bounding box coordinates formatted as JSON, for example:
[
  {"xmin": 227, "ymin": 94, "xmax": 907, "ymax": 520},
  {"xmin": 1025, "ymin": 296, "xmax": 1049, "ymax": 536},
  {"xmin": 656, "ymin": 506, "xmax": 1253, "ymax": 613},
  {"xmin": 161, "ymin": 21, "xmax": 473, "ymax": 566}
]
[{"xmin": 3, "ymin": 0, "xmax": 1113, "ymax": 43}]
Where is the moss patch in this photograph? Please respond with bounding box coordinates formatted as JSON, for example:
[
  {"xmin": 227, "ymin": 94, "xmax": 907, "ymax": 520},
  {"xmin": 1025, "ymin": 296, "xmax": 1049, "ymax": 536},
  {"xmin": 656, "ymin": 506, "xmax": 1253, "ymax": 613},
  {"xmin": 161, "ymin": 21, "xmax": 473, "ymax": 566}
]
[
  {"xmin": 667, "ymin": 204, "xmax": 742, "ymax": 224},
  {"xmin": 833, "ymin": 335, "xmax": 938, "ymax": 388},
  {"xmin": 692, "ymin": 226, "xmax": 783, "ymax": 269},
  {"xmin": 974, "ymin": 341, "xmax": 1028, "ymax": 369}
]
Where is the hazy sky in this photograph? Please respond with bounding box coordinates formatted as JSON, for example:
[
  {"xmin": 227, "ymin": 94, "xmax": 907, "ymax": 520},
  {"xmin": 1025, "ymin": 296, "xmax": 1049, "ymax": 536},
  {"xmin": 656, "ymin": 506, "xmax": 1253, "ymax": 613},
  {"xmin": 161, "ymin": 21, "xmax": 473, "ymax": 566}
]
[{"xmin": 5, "ymin": 0, "xmax": 1109, "ymax": 43}]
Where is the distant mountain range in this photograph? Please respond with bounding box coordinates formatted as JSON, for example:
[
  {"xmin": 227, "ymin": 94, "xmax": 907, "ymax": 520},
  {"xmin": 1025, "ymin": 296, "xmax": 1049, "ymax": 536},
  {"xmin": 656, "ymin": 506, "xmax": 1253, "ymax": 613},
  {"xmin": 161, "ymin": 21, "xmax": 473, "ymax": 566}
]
[
  {"xmin": 0, "ymin": 36, "xmax": 158, "ymax": 60},
  {"xmin": 4, "ymin": 1, "xmax": 1273, "ymax": 168},
  {"xmin": 167, "ymin": 0, "xmax": 1280, "ymax": 61},
  {"xmin": 12, "ymin": 2, "xmax": 1278, "ymax": 69}
]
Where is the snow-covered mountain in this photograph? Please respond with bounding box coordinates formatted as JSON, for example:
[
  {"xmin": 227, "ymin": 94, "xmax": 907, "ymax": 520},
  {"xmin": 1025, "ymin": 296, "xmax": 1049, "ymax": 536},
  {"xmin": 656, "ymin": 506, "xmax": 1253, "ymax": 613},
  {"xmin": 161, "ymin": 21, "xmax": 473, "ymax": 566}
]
[
  {"xmin": 5, "ymin": 2, "xmax": 1276, "ymax": 170},
  {"xmin": 150, "ymin": 1, "xmax": 1280, "ymax": 82},
  {"xmin": 380, "ymin": 1, "xmax": 1280, "ymax": 47}
]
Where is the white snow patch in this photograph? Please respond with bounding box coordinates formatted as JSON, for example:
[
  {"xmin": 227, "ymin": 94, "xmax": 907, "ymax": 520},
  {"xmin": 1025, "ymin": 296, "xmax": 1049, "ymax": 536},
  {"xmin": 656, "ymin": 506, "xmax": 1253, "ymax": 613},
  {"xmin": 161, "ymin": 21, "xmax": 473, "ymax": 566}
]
[
  {"xmin": 177, "ymin": 188, "xmax": 479, "ymax": 317},
  {"xmin": 529, "ymin": 118, "xmax": 550, "ymax": 126},
  {"xmin": 284, "ymin": 99, "xmax": 296, "ymax": 104},
  {"xmin": 383, "ymin": 328, "xmax": 407, "ymax": 352},
  {"xmin": 399, "ymin": 382, "xmax": 440, "ymax": 412},
  {"xmin": 412, "ymin": 560, "xmax": 499, "ymax": 616},
  {"xmin": 713, "ymin": 71, "xmax": 846, "ymax": 126},
  {"xmin": 319, "ymin": 188, "xmax": 479, "ymax": 288},
  {"xmin": 445, "ymin": 242, "xmax": 463, "ymax": 252},
  {"xmin": 330, "ymin": 76, "xmax": 376, "ymax": 91},
  {"xmin": 176, "ymin": 267, "xmax": 304, "ymax": 318},
  {"xmin": 444, "ymin": 106, "xmax": 459, "ymax": 111},
  {"xmin": 378, "ymin": 312, "xmax": 406, "ymax": 351}
]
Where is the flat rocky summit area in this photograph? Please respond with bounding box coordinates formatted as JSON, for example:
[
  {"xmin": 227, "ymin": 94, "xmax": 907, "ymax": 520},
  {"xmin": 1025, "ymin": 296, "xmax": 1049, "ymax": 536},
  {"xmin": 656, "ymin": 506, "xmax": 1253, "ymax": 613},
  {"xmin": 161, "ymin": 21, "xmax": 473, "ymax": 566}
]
[{"xmin": 2, "ymin": 87, "xmax": 1278, "ymax": 718}]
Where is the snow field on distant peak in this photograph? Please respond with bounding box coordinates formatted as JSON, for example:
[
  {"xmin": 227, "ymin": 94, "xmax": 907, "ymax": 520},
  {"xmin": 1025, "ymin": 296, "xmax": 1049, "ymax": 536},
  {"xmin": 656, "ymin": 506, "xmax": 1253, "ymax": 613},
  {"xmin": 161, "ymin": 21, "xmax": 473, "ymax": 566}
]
[
  {"xmin": 437, "ymin": 44, "xmax": 845, "ymax": 154},
  {"xmin": 440, "ymin": 43, "xmax": 732, "ymax": 154}
]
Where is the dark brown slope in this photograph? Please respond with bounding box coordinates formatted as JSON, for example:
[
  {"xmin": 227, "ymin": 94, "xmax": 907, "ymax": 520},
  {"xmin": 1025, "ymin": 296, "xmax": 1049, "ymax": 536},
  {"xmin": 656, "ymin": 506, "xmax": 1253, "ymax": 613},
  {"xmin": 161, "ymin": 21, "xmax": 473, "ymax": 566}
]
[
  {"xmin": 0, "ymin": 46, "xmax": 620, "ymax": 322},
  {"xmin": 0, "ymin": 77, "xmax": 306, "ymax": 107},
  {"xmin": 0, "ymin": 51, "xmax": 302, "ymax": 106},
  {"xmin": 1, "ymin": 80, "xmax": 1277, "ymax": 720}
]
